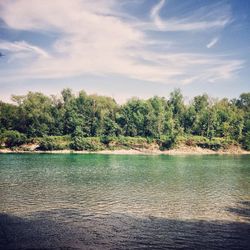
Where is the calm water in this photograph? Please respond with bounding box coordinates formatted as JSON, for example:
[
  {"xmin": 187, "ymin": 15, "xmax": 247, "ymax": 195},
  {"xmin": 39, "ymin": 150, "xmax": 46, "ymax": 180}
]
[{"xmin": 0, "ymin": 154, "xmax": 249, "ymax": 249}]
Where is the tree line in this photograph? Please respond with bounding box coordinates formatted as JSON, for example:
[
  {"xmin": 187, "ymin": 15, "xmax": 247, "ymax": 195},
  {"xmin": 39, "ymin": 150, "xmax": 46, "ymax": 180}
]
[{"xmin": 0, "ymin": 89, "xmax": 249, "ymax": 150}]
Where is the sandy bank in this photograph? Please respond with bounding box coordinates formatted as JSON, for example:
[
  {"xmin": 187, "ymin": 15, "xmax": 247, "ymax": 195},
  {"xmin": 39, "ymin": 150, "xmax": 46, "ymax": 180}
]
[{"xmin": 0, "ymin": 145, "xmax": 249, "ymax": 155}]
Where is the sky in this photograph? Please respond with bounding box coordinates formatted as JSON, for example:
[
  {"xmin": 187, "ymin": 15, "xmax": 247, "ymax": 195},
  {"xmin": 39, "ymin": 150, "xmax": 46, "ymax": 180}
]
[{"xmin": 0, "ymin": 0, "xmax": 249, "ymax": 103}]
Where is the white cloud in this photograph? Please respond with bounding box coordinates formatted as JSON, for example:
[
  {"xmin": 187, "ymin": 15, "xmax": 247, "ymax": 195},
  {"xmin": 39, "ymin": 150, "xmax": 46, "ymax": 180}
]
[
  {"xmin": 150, "ymin": 0, "xmax": 166, "ymax": 30},
  {"xmin": 149, "ymin": 0, "xmax": 231, "ymax": 32},
  {"xmin": 0, "ymin": 40, "xmax": 49, "ymax": 58},
  {"xmin": 206, "ymin": 37, "xmax": 219, "ymax": 48},
  {"xmin": 0, "ymin": 0, "xmax": 244, "ymax": 86}
]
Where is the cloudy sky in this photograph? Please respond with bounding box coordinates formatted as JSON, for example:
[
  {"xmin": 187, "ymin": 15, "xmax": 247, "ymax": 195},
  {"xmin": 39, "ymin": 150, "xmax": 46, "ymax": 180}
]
[{"xmin": 0, "ymin": 0, "xmax": 249, "ymax": 102}]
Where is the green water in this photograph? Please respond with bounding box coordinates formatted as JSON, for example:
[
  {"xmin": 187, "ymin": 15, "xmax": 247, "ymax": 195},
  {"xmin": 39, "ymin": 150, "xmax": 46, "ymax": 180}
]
[{"xmin": 0, "ymin": 154, "xmax": 249, "ymax": 249}]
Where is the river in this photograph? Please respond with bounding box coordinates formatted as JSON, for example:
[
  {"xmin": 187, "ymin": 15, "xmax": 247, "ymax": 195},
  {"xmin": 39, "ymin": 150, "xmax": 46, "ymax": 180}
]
[{"xmin": 0, "ymin": 154, "xmax": 249, "ymax": 249}]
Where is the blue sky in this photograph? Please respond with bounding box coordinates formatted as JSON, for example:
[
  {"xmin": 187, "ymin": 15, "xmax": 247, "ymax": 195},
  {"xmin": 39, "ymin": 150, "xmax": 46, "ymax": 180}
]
[{"xmin": 0, "ymin": 0, "xmax": 249, "ymax": 103}]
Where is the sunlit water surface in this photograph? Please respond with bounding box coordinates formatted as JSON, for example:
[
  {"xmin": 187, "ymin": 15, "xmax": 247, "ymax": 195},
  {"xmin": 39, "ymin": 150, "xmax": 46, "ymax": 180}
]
[{"xmin": 0, "ymin": 154, "xmax": 249, "ymax": 249}]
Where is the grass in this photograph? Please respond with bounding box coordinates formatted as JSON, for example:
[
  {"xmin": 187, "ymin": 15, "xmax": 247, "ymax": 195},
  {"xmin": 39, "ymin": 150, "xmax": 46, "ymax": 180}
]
[{"xmin": 0, "ymin": 133, "xmax": 242, "ymax": 152}]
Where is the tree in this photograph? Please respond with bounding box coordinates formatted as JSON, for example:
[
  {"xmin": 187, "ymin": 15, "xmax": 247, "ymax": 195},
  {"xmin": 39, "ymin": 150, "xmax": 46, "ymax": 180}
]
[
  {"xmin": 0, "ymin": 102, "xmax": 18, "ymax": 132},
  {"xmin": 11, "ymin": 92, "xmax": 54, "ymax": 137},
  {"xmin": 117, "ymin": 98, "xmax": 148, "ymax": 136},
  {"xmin": 144, "ymin": 96, "xmax": 174, "ymax": 138},
  {"xmin": 0, "ymin": 89, "xmax": 249, "ymax": 150},
  {"xmin": 236, "ymin": 93, "xmax": 250, "ymax": 112},
  {"xmin": 102, "ymin": 114, "xmax": 121, "ymax": 136},
  {"xmin": 168, "ymin": 89, "xmax": 185, "ymax": 132},
  {"xmin": 0, "ymin": 130, "xmax": 27, "ymax": 148}
]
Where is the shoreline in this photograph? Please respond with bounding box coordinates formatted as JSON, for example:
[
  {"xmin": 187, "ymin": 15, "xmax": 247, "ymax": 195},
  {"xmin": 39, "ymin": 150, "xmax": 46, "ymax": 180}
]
[{"xmin": 0, "ymin": 146, "xmax": 249, "ymax": 155}]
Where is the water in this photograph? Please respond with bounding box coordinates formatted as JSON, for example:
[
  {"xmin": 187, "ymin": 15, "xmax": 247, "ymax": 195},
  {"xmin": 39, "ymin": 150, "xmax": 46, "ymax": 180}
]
[{"xmin": 0, "ymin": 154, "xmax": 249, "ymax": 249}]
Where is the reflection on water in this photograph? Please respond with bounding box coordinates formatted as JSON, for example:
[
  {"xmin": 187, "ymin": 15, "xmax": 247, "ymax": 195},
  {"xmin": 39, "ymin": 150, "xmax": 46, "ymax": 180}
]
[{"xmin": 0, "ymin": 154, "xmax": 249, "ymax": 249}]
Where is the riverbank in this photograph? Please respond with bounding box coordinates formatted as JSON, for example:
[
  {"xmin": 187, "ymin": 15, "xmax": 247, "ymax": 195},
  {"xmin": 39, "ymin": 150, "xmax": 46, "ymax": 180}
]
[{"xmin": 1, "ymin": 145, "xmax": 249, "ymax": 155}]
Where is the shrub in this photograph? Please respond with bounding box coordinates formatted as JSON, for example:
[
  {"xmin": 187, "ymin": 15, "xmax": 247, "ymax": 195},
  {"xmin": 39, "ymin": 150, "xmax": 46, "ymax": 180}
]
[
  {"xmin": 100, "ymin": 136, "xmax": 114, "ymax": 145},
  {"xmin": 146, "ymin": 137, "xmax": 154, "ymax": 144},
  {"xmin": 242, "ymin": 132, "xmax": 250, "ymax": 150},
  {"xmin": 0, "ymin": 130, "xmax": 27, "ymax": 148},
  {"xmin": 114, "ymin": 136, "xmax": 150, "ymax": 149},
  {"xmin": 157, "ymin": 134, "xmax": 177, "ymax": 150},
  {"xmin": 38, "ymin": 136, "xmax": 69, "ymax": 150},
  {"xmin": 70, "ymin": 137, "xmax": 105, "ymax": 151},
  {"xmin": 197, "ymin": 137, "xmax": 236, "ymax": 151},
  {"xmin": 181, "ymin": 135, "xmax": 236, "ymax": 151},
  {"xmin": 197, "ymin": 142, "xmax": 221, "ymax": 151}
]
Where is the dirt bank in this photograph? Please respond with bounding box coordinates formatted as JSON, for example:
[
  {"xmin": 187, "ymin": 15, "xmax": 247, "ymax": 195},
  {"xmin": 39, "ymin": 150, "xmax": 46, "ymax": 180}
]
[{"xmin": 0, "ymin": 144, "xmax": 249, "ymax": 155}]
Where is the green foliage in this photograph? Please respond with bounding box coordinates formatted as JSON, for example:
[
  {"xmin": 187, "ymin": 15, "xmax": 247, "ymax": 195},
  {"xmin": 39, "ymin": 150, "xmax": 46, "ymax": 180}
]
[
  {"xmin": 242, "ymin": 132, "xmax": 250, "ymax": 150},
  {"xmin": 0, "ymin": 130, "xmax": 27, "ymax": 148},
  {"xmin": 0, "ymin": 102, "xmax": 18, "ymax": 131},
  {"xmin": 70, "ymin": 136, "xmax": 105, "ymax": 151},
  {"xmin": 114, "ymin": 136, "xmax": 148, "ymax": 148},
  {"xmin": 38, "ymin": 136, "xmax": 70, "ymax": 151},
  {"xmin": 100, "ymin": 136, "xmax": 152, "ymax": 150},
  {"xmin": 11, "ymin": 92, "xmax": 54, "ymax": 137},
  {"xmin": 117, "ymin": 98, "xmax": 149, "ymax": 137},
  {"xmin": 168, "ymin": 89, "xmax": 185, "ymax": 131},
  {"xmin": 0, "ymin": 89, "xmax": 249, "ymax": 151},
  {"xmin": 157, "ymin": 134, "xmax": 177, "ymax": 150},
  {"xmin": 180, "ymin": 135, "xmax": 235, "ymax": 151},
  {"xmin": 102, "ymin": 115, "xmax": 121, "ymax": 136},
  {"xmin": 236, "ymin": 93, "xmax": 250, "ymax": 112}
]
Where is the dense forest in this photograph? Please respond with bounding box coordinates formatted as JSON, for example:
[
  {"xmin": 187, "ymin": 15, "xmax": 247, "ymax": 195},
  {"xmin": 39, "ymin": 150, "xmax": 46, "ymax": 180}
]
[{"xmin": 0, "ymin": 89, "xmax": 249, "ymax": 151}]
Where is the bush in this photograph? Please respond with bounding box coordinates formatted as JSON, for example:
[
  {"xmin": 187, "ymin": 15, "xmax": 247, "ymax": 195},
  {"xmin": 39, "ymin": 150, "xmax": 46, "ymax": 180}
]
[
  {"xmin": 100, "ymin": 136, "xmax": 146, "ymax": 150},
  {"xmin": 110, "ymin": 136, "xmax": 151, "ymax": 149},
  {"xmin": 0, "ymin": 130, "xmax": 27, "ymax": 148},
  {"xmin": 99, "ymin": 136, "xmax": 158, "ymax": 150},
  {"xmin": 146, "ymin": 137, "xmax": 154, "ymax": 144},
  {"xmin": 242, "ymin": 132, "xmax": 250, "ymax": 150},
  {"xmin": 117, "ymin": 136, "xmax": 147, "ymax": 147},
  {"xmin": 197, "ymin": 142, "xmax": 221, "ymax": 151},
  {"xmin": 181, "ymin": 135, "xmax": 236, "ymax": 151},
  {"xmin": 38, "ymin": 136, "xmax": 69, "ymax": 150},
  {"xmin": 70, "ymin": 137, "xmax": 105, "ymax": 151},
  {"xmin": 100, "ymin": 135, "xmax": 114, "ymax": 145},
  {"xmin": 157, "ymin": 134, "xmax": 177, "ymax": 150}
]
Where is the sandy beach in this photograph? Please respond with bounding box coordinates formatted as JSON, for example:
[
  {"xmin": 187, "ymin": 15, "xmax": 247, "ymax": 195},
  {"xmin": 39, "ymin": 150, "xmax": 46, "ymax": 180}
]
[{"xmin": 1, "ymin": 145, "xmax": 249, "ymax": 155}]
